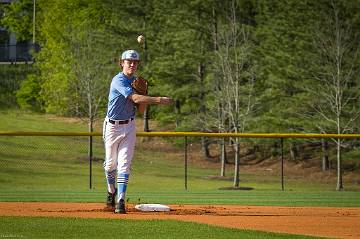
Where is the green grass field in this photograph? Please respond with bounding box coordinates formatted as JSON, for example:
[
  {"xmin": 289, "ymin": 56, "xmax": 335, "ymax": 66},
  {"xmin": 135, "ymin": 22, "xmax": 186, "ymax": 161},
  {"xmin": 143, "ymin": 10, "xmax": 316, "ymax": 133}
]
[
  {"xmin": 0, "ymin": 109, "xmax": 359, "ymax": 238},
  {"xmin": 0, "ymin": 216, "xmax": 323, "ymax": 239}
]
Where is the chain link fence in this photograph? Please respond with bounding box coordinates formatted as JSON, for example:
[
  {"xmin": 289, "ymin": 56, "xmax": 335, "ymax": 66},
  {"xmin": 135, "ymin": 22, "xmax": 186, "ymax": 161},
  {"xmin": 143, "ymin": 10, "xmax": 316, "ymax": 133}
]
[
  {"xmin": 0, "ymin": 132, "xmax": 359, "ymax": 202},
  {"xmin": 0, "ymin": 134, "xmax": 105, "ymax": 201}
]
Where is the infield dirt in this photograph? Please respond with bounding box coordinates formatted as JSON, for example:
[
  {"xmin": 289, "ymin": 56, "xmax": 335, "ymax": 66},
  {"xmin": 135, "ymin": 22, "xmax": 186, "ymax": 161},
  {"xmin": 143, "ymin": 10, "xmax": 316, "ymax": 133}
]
[{"xmin": 1, "ymin": 202, "xmax": 359, "ymax": 239}]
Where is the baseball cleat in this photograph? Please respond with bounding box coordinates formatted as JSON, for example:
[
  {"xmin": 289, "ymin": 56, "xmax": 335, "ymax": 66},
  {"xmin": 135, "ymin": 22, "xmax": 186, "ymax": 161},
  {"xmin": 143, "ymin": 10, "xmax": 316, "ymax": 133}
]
[
  {"xmin": 106, "ymin": 189, "xmax": 117, "ymax": 209},
  {"xmin": 115, "ymin": 199, "xmax": 126, "ymax": 214}
]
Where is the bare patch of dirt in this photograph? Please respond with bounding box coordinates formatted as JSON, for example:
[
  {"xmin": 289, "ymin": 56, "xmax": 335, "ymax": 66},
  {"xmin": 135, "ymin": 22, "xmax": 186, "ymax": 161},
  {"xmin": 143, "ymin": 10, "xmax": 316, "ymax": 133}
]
[{"xmin": 1, "ymin": 202, "xmax": 359, "ymax": 239}]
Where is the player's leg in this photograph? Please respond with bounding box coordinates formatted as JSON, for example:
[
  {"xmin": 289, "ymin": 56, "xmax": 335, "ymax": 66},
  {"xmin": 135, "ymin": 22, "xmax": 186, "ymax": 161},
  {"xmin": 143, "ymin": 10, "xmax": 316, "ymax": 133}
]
[
  {"xmin": 115, "ymin": 121, "xmax": 136, "ymax": 213},
  {"xmin": 103, "ymin": 121, "xmax": 121, "ymax": 208}
]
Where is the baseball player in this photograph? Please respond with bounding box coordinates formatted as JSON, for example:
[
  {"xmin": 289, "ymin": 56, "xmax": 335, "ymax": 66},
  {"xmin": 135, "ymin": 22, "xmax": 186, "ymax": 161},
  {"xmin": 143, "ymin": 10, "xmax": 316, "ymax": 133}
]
[{"xmin": 103, "ymin": 49, "xmax": 172, "ymax": 214}]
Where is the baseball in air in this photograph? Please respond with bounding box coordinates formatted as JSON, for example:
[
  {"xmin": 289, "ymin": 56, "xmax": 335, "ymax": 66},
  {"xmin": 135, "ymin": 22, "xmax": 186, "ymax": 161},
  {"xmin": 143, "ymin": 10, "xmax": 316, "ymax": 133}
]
[{"xmin": 137, "ymin": 35, "xmax": 145, "ymax": 44}]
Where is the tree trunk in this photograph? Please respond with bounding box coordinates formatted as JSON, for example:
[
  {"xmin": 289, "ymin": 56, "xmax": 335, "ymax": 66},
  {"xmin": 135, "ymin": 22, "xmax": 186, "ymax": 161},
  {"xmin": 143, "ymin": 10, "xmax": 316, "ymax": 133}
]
[
  {"xmin": 290, "ymin": 142, "xmax": 298, "ymax": 161},
  {"xmin": 141, "ymin": 22, "xmax": 149, "ymax": 133},
  {"xmin": 220, "ymin": 137, "xmax": 226, "ymax": 177},
  {"xmin": 201, "ymin": 137, "xmax": 211, "ymax": 159},
  {"xmin": 336, "ymin": 138, "xmax": 343, "ymax": 191},
  {"xmin": 143, "ymin": 106, "xmax": 149, "ymax": 132},
  {"xmin": 321, "ymin": 138, "xmax": 330, "ymax": 171},
  {"xmin": 198, "ymin": 61, "xmax": 205, "ymax": 114},
  {"xmin": 175, "ymin": 99, "xmax": 181, "ymax": 127},
  {"xmin": 198, "ymin": 62, "xmax": 208, "ymax": 158},
  {"xmin": 233, "ymin": 138, "xmax": 240, "ymax": 188},
  {"xmin": 212, "ymin": 6, "xmax": 218, "ymax": 51},
  {"xmin": 271, "ymin": 142, "xmax": 278, "ymax": 160}
]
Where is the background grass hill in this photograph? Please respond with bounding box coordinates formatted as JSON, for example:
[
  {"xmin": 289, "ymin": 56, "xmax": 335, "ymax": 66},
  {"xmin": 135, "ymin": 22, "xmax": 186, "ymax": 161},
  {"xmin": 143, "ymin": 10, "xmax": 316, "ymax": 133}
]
[{"xmin": 0, "ymin": 108, "xmax": 359, "ymax": 207}]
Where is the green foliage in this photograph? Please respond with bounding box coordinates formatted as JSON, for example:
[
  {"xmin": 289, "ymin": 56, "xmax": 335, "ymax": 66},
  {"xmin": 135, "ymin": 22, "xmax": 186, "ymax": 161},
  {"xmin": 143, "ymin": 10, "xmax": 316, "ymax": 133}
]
[
  {"xmin": 0, "ymin": 64, "xmax": 34, "ymax": 109},
  {"xmin": 35, "ymin": 0, "xmax": 122, "ymax": 117},
  {"xmin": 0, "ymin": 0, "xmax": 34, "ymax": 41},
  {"xmin": 1, "ymin": 0, "xmax": 359, "ymax": 135},
  {"xmin": 253, "ymin": 0, "xmax": 318, "ymax": 133},
  {"xmin": 16, "ymin": 73, "xmax": 42, "ymax": 111},
  {"xmin": 302, "ymin": 0, "xmax": 360, "ymax": 135},
  {"xmin": 143, "ymin": 0, "xmax": 217, "ymax": 129}
]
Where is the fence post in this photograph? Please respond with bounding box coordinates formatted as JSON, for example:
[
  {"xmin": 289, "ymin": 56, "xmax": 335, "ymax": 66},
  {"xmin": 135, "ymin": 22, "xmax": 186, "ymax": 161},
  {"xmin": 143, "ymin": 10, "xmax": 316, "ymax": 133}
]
[
  {"xmin": 89, "ymin": 135, "xmax": 93, "ymax": 189},
  {"xmin": 184, "ymin": 136, "xmax": 188, "ymax": 191},
  {"xmin": 281, "ymin": 138, "xmax": 284, "ymax": 191}
]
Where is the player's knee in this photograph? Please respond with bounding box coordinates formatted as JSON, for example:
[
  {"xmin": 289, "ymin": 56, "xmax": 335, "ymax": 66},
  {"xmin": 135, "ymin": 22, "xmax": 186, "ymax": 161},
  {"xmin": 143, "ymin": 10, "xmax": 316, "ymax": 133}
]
[
  {"xmin": 104, "ymin": 162, "xmax": 117, "ymax": 172},
  {"xmin": 117, "ymin": 161, "xmax": 131, "ymax": 174}
]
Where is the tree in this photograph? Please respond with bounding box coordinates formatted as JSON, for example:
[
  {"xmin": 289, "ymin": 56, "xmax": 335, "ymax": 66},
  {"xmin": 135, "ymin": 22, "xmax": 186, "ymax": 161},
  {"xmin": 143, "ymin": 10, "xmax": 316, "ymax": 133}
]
[
  {"xmin": 0, "ymin": 0, "xmax": 34, "ymax": 41},
  {"xmin": 253, "ymin": 0, "xmax": 317, "ymax": 133},
  {"xmin": 145, "ymin": 0, "xmax": 217, "ymax": 158},
  {"xmin": 35, "ymin": 0, "xmax": 128, "ymax": 168},
  {"xmin": 306, "ymin": 0, "xmax": 360, "ymax": 190},
  {"xmin": 36, "ymin": 0, "xmax": 143, "ymax": 115},
  {"xmin": 16, "ymin": 73, "xmax": 42, "ymax": 111},
  {"xmin": 214, "ymin": 0, "xmax": 257, "ymax": 187},
  {"xmin": 0, "ymin": 64, "xmax": 35, "ymax": 108},
  {"xmin": 111, "ymin": 0, "xmax": 157, "ymax": 132},
  {"xmin": 36, "ymin": 0, "xmax": 82, "ymax": 115}
]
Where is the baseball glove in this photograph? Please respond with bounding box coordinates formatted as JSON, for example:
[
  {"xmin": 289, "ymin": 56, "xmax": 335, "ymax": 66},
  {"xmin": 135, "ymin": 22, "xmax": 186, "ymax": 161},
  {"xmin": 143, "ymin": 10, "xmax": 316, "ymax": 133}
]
[{"xmin": 131, "ymin": 76, "xmax": 148, "ymax": 95}]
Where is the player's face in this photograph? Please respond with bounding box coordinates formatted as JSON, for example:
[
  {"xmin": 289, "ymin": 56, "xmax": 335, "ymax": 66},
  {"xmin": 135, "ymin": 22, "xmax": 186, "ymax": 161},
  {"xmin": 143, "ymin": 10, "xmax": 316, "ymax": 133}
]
[{"xmin": 122, "ymin": 60, "xmax": 139, "ymax": 76}]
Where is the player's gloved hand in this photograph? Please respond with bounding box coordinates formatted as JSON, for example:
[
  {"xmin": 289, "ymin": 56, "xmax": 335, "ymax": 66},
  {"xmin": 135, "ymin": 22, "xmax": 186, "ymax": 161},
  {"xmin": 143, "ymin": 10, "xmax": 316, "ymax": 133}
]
[{"xmin": 131, "ymin": 76, "xmax": 148, "ymax": 95}]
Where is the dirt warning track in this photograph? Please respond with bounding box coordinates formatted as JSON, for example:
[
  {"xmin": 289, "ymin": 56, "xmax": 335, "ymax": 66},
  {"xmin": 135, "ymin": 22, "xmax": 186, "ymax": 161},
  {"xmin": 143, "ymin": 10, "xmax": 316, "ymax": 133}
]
[{"xmin": 0, "ymin": 202, "xmax": 359, "ymax": 239}]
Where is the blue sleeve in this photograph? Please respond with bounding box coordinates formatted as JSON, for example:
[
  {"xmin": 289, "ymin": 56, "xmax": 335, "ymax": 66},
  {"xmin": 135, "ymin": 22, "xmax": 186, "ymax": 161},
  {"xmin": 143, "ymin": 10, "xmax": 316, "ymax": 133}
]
[{"xmin": 113, "ymin": 77, "xmax": 134, "ymax": 98}]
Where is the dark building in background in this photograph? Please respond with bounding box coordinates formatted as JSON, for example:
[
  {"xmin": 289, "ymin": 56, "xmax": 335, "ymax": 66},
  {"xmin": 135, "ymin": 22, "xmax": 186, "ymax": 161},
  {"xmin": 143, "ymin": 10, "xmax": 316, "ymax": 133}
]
[{"xmin": 0, "ymin": 0, "xmax": 37, "ymax": 64}]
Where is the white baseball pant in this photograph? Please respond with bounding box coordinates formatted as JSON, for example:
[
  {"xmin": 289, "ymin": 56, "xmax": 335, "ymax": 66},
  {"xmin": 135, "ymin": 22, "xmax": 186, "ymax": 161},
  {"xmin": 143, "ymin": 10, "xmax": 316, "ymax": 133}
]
[{"xmin": 103, "ymin": 118, "xmax": 136, "ymax": 201}]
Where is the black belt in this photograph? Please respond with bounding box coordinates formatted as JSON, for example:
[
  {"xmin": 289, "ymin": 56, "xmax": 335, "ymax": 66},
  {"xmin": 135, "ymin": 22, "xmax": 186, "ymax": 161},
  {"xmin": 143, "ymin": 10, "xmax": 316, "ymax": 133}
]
[{"xmin": 108, "ymin": 118, "xmax": 133, "ymax": 125}]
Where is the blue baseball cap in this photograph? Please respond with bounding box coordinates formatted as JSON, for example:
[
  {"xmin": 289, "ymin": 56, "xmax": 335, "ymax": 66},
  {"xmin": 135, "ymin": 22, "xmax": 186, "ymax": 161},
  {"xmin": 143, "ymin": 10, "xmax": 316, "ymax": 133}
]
[{"xmin": 121, "ymin": 50, "xmax": 140, "ymax": 61}]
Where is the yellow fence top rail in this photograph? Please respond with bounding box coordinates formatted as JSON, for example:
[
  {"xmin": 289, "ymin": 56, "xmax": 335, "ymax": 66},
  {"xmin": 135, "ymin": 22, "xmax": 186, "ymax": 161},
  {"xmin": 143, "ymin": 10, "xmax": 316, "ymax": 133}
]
[{"xmin": 0, "ymin": 131, "xmax": 360, "ymax": 139}]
